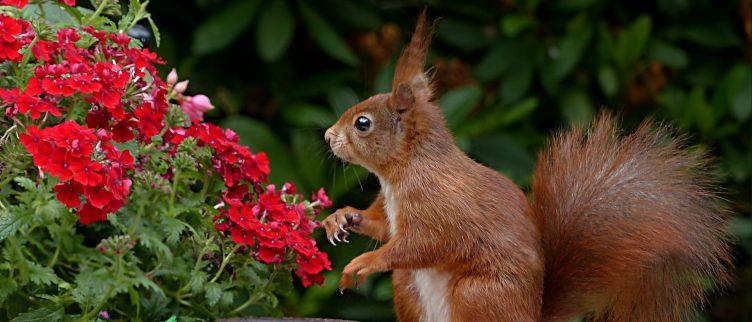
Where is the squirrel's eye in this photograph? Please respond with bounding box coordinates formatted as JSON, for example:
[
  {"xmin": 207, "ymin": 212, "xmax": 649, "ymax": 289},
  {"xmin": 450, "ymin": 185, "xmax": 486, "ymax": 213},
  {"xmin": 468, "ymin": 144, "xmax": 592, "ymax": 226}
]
[{"xmin": 354, "ymin": 116, "xmax": 371, "ymax": 132}]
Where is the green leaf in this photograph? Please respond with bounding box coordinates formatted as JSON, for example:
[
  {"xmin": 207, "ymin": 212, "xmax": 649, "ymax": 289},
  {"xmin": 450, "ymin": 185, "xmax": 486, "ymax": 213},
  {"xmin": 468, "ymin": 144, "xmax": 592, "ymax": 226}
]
[
  {"xmin": 0, "ymin": 274, "xmax": 18, "ymax": 302},
  {"xmin": 22, "ymin": 3, "xmax": 76, "ymax": 25},
  {"xmin": 326, "ymin": 87, "xmax": 360, "ymax": 116},
  {"xmin": 192, "ymin": 0, "xmax": 262, "ymax": 55},
  {"xmin": 470, "ymin": 135, "xmax": 535, "ymax": 184},
  {"xmin": 474, "ymin": 40, "xmax": 516, "ymax": 81},
  {"xmin": 205, "ymin": 282, "xmax": 222, "ymax": 307},
  {"xmin": 281, "ymin": 103, "xmax": 336, "ymax": 128},
  {"xmin": 559, "ymin": 89, "xmax": 594, "ymax": 126},
  {"xmin": 437, "ymin": 18, "xmax": 489, "ymax": 52},
  {"xmin": 13, "ymin": 177, "xmax": 37, "ymax": 191},
  {"xmin": 458, "ymin": 98, "xmax": 539, "ymax": 138},
  {"xmin": 323, "ymin": 0, "xmax": 381, "ymax": 30},
  {"xmin": 147, "ymin": 16, "xmax": 161, "ymax": 47},
  {"xmin": 0, "ymin": 208, "xmax": 29, "ymax": 241},
  {"xmin": 732, "ymin": 68, "xmax": 752, "ymax": 122},
  {"xmin": 298, "ymin": 1, "xmax": 358, "ymax": 65},
  {"xmin": 597, "ymin": 66, "xmax": 619, "ymax": 97},
  {"xmin": 160, "ymin": 215, "xmax": 189, "ymax": 245},
  {"xmin": 10, "ymin": 305, "xmax": 64, "ymax": 322},
  {"xmin": 220, "ymin": 116, "xmax": 297, "ymax": 185},
  {"xmin": 500, "ymin": 64, "xmax": 534, "ymax": 104},
  {"xmin": 648, "ymin": 41, "xmax": 688, "ymax": 69},
  {"xmin": 291, "ymin": 130, "xmax": 327, "ymax": 191},
  {"xmin": 256, "ymin": 0, "xmax": 295, "ymax": 62},
  {"xmin": 439, "ymin": 86, "xmax": 482, "ymax": 130},
  {"xmin": 500, "ymin": 14, "xmax": 535, "ymax": 37},
  {"xmin": 547, "ymin": 24, "xmax": 592, "ymax": 82},
  {"xmin": 27, "ymin": 261, "xmax": 60, "ymax": 286},
  {"xmin": 613, "ymin": 15, "xmax": 652, "ymax": 68}
]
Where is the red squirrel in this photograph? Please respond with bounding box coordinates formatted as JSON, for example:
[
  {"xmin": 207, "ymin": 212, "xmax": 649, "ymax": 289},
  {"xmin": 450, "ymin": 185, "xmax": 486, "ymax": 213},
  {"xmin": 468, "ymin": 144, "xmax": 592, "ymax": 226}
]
[{"xmin": 321, "ymin": 11, "xmax": 732, "ymax": 322}]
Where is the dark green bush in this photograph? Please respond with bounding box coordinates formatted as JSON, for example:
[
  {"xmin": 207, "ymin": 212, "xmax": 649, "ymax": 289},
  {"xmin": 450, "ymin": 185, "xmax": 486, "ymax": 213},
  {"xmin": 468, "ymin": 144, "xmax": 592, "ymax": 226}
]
[{"xmin": 149, "ymin": 0, "xmax": 751, "ymax": 320}]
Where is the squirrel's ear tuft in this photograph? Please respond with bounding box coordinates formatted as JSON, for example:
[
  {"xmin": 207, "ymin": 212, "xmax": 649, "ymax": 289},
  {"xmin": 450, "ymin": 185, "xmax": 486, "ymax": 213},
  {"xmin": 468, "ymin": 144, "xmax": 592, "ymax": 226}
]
[
  {"xmin": 392, "ymin": 9, "xmax": 434, "ymax": 100},
  {"xmin": 390, "ymin": 82, "xmax": 415, "ymax": 113}
]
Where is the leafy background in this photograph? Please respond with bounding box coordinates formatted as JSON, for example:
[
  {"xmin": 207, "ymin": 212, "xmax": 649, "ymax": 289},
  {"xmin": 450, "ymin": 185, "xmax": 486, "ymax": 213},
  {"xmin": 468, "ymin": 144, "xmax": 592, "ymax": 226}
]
[{"xmin": 143, "ymin": 0, "xmax": 750, "ymax": 320}]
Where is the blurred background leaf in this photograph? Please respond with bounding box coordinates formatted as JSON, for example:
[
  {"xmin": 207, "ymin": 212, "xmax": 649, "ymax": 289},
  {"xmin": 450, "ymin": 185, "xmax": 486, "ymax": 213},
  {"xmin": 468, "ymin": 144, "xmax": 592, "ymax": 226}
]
[{"xmin": 148, "ymin": 0, "xmax": 751, "ymax": 320}]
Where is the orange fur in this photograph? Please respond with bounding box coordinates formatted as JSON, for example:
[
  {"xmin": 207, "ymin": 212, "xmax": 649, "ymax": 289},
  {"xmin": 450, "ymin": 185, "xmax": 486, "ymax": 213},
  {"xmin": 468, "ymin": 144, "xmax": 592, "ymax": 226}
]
[{"xmin": 321, "ymin": 12, "xmax": 732, "ymax": 322}]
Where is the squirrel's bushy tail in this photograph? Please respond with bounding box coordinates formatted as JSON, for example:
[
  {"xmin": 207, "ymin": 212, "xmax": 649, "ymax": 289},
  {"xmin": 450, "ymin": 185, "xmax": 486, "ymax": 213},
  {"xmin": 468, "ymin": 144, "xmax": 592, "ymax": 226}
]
[{"xmin": 531, "ymin": 114, "xmax": 732, "ymax": 321}]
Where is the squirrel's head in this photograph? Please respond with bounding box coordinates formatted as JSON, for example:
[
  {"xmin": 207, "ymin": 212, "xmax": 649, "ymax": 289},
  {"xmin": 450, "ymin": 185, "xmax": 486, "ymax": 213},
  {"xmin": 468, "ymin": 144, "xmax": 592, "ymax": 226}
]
[{"xmin": 325, "ymin": 11, "xmax": 450, "ymax": 176}]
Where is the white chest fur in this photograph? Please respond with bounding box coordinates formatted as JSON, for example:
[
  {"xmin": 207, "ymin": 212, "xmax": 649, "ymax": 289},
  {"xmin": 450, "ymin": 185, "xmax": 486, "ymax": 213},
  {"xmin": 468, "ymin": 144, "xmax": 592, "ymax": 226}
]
[
  {"xmin": 381, "ymin": 182, "xmax": 399, "ymax": 237},
  {"xmin": 414, "ymin": 269, "xmax": 452, "ymax": 322},
  {"xmin": 380, "ymin": 181, "xmax": 451, "ymax": 321}
]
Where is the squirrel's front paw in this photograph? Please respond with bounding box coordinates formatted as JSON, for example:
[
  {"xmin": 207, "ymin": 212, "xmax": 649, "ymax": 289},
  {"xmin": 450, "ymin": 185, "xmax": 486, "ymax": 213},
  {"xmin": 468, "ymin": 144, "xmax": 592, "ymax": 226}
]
[
  {"xmin": 322, "ymin": 207, "xmax": 363, "ymax": 246},
  {"xmin": 339, "ymin": 251, "xmax": 387, "ymax": 292}
]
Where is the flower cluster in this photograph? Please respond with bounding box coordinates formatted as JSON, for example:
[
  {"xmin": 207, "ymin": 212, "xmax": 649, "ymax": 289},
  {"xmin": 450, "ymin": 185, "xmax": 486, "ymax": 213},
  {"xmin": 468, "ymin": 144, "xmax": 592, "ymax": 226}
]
[
  {"xmin": 0, "ymin": 0, "xmax": 75, "ymax": 8},
  {"xmin": 0, "ymin": 14, "xmax": 32, "ymax": 62},
  {"xmin": 217, "ymin": 184, "xmax": 331, "ymax": 286},
  {"xmin": 20, "ymin": 122, "xmax": 134, "ymax": 223},
  {"xmin": 165, "ymin": 123, "xmax": 332, "ymax": 285},
  {"xmin": 0, "ymin": 1, "xmax": 331, "ymax": 286}
]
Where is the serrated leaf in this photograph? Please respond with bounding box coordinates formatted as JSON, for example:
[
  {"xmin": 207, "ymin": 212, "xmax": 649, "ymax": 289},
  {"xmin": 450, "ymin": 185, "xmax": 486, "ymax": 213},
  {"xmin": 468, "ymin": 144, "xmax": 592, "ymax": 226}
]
[
  {"xmin": 10, "ymin": 305, "xmax": 64, "ymax": 322},
  {"xmin": 72, "ymin": 269, "xmax": 112, "ymax": 308},
  {"xmin": 0, "ymin": 208, "xmax": 30, "ymax": 241},
  {"xmin": 160, "ymin": 215, "xmax": 189, "ymax": 244},
  {"xmin": 0, "ymin": 274, "xmax": 19, "ymax": 302},
  {"xmin": 298, "ymin": 1, "xmax": 358, "ymax": 65},
  {"xmin": 204, "ymin": 282, "xmax": 222, "ymax": 307},
  {"xmin": 189, "ymin": 270, "xmax": 208, "ymax": 293},
  {"xmin": 139, "ymin": 231, "xmax": 173, "ymax": 263},
  {"xmin": 131, "ymin": 274, "xmax": 166, "ymax": 298},
  {"xmin": 13, "ymin": 177, "xmax": 37, "ymax": 191},
  {"xmin": 256, "ymin": 0, "xmax": 295, "ymax": 62},
  {"xmin": 192, "ymin": 0, "xmax": 262, "ymax": 55},
  {"xmin": 147, "ymin": 16, "xmax": 161, "ymax": 46},
  {"xmin": 27, "ymin": 261, "xmax": 60, "ymax": 286}
]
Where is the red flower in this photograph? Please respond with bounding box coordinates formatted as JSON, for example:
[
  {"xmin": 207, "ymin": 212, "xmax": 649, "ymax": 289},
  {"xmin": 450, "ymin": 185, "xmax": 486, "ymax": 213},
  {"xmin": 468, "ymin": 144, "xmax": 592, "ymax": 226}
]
[
  {"xmin": 85, "ymin": 185, "xmax": 113, "ymax": 209},
  {"xmin": 230, "ymin": 226, "xmax": 255, "ymax": 246},
  {"xmin": 32, "ymin": 40, "xmax": 58, "ymax": 62},
  {"xmin": 0, "ymin": 0, "xmax": 28, "ymax": 8},
  {"xmin": 57, "ymin": 0, "xmax": 75, "ymax": 5},
  {"xmin": 312, "ymin": 188, "xmax": 332, "ymax": 208},
  {"xmin": 0, "ymin": 15, "xmax": 25, "ymax": 61},
  {"xmin": 71, "ymin": 161, "xmax": 103, "ymax": 186},
  {"xmin": 78, "ymin": 203, "xmax": 108, "ymax": 224},
  {"xmin": 54, "ymin": 181, "xmax": 84, "ymax": 208}
]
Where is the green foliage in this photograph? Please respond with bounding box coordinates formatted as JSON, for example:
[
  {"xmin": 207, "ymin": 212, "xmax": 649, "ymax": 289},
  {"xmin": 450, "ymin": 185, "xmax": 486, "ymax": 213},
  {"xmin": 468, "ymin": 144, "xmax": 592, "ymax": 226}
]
[{"xmin": 108, "ymin": 0, "xmax": 752, "ymax": 320}]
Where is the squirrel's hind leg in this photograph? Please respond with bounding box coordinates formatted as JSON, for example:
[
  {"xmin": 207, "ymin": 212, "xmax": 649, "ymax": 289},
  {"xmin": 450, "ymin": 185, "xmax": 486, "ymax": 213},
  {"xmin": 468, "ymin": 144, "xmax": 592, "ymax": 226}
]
[
  {"xmin": 392, "ymin": 269, "xmax": 421, "ymax": 322},
  {"xmin": 448, "ymin": 273, "xmax": 540, "ymax": 322}
]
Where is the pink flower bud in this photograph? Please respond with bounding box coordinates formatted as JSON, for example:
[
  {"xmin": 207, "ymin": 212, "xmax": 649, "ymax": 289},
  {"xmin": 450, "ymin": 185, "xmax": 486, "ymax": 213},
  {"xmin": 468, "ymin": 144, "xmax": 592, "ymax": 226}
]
[
  {"xmin": 166, "ymin": 68, "xmax": 178, "ymax": 85},
  {"xmin": 180, "ymin": 94, "xmax": 214, "ymax": 121},
  {"xmin": 174, "ymin": 80, "xmax": 189, "ymax": 94}
]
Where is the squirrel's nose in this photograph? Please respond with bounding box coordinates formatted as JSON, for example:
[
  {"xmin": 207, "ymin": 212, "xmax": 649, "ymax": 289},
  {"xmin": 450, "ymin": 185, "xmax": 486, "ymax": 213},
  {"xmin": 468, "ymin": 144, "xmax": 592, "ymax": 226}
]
[{"xmin": 324, "ymin": 128, "xmax": 335, "ymax": 145}]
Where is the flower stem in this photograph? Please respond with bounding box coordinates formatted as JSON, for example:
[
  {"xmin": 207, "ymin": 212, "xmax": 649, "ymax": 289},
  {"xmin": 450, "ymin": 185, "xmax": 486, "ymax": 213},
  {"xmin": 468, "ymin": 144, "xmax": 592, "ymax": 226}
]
[
  {"xmin": 229, "ymin": 268, "xmax": 278, "ymax": 315},
  {"xmin": 209, "ymin": 244, "xmax": 240, "ymax": 284},
  {"xmin": 87, "ymin": 0, "xmax": 109, "ymax": 24}
]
